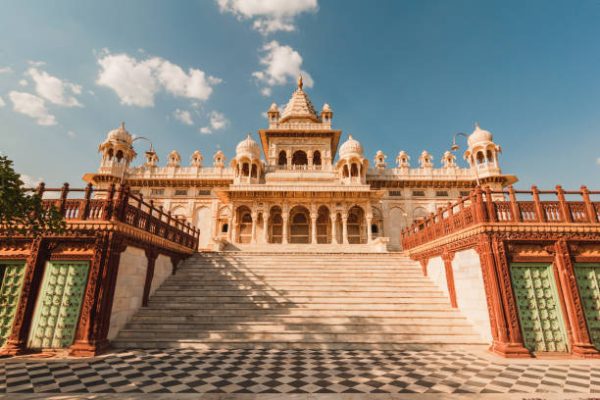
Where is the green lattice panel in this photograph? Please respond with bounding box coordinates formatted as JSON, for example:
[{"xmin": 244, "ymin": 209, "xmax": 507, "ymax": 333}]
[
  {"xmin": 28, "ymin": 261, "xmax": 89, "ymax": 349},
  {"xmin": 0, "ymin": 261, "xmax": 26, "ymax": 347},
  {"xmin": 574, "ymin": 263, "xmax": 600, "ymax": 349},
  {"xmin": 510, "ymin": 263, "xmax": 569, "ymax": 353}
]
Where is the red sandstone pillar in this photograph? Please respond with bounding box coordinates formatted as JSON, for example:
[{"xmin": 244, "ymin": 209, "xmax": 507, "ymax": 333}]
[
  {"xmin": 142, "ymin": 249, "xmax": 159, "ymax": 307},
  {"xmin": 441, "ymin": 250, "xmax": 458, "ymax": 308},
  {"xmin": 553, "ymin": 240, "xmax": 599, "ymax": 358}
]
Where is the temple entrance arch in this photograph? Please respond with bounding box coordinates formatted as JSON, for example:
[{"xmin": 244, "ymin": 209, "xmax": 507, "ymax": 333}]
[
  {"xmin": 347, "ymin": 206, "xmax": 366, "ymax": 244},
  {"xmin": 269, "ymin": 206, "xmax": 283, "ymax": 243},
  {"xmin": 236, "ymin": 206, "xmax": 253, "ymax": 244},
  {"xmin": 289, "ymin": 205, "xmax": 310, "ymax": 244},
  {"xmin": 388, "ymin": 207, "xmax": 407, "ymax": 249},
  {"xmin": 316, "ymin": 206, "xmax": 331, "ymax": 244}
]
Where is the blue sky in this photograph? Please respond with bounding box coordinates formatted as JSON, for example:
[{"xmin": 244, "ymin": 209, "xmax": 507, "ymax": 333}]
[{"xmin": 0, "ymin": 0, "xmax": 599, "ymax": 188}]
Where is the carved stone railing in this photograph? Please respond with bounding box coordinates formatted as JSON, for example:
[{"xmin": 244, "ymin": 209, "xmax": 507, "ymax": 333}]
[
  {"xmin": 402, "ymin": 185, "xmax": 600, "ymax": 250},
  {"xmin": 35, "ymin": 182, "xmax": 200, "ymax": 250}
]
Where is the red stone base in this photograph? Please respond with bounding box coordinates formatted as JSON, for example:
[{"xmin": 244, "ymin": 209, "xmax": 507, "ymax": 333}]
[
  {"xmin": 0, "ymin": 340, "xmax": 28, "ymax": 356},
  {"xmin": 571, "ymin": 343, "xmax": 600, "ymax": 358},
  {"xmin": 69, "ymin": 339, "xmax": 110, "ymax": 357},
  {"xmin": 490, "ymin": 341, "xmax": 532, "ymax": 358}
]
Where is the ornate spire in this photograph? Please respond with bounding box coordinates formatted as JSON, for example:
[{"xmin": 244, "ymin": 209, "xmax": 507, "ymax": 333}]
[{"xmin": 297, "ymin": 75, "xmax": 303, "ymax": 90}]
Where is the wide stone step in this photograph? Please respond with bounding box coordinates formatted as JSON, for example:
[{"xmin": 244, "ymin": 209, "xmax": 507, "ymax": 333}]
[
  {"xmin": 134, "ymin": 309, "xmax": 464, "ymax": 318},
  {"xmin": 130, "ymin": 315, "xmax": 469, "ymax": 324},
  {"xmin": 116, "ymin": 330, "xmax": 483, "ymax": 343},
  {"xmin": 157, "ymin": 285, "xmax": 441, "ymax": 291},
  {"xmin": 152, "ymin": 289, "xmax": 445, "ymax": 297},
  {"xmin": 144, "ymin": 302, "xmax": 454, "ymax": 310},
  {"xmin": 111, "ymin": 340, "xmax": 487, "ymax": 351},
  {"xmin": 123, "ymin": 322, "xmax": 476, "ymax": 334}
]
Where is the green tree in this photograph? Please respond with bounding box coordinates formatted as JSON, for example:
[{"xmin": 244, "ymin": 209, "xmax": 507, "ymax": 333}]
[{"xmin": 0, "ymin": 155, "xmax": 65, "ymax": 236}]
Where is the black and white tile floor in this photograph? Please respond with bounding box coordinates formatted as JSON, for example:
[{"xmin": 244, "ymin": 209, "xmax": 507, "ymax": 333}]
[{"xmin": 0, "ymin": 348, "xmax": 599, "ymax": 396}]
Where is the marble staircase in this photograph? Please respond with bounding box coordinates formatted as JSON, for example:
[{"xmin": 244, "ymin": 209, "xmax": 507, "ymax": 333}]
[{"xmin": 113, "ymin": 252, "xmax": 487, "ymax": 350}]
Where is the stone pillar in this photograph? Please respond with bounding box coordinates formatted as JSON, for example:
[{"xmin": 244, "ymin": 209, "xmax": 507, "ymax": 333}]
[
  {"xmin": 553, "ymin": 239, "xmax": 599, "ymax": 357},
  {"xmin": 441, "ymin": 250, "xmax": 458, "ymax": 308},
  {"xmin": 263, "ymin": 210, "xmax": 270, "ymax": 244},
  {"xmin": 342, "ymin": 213, "xmax": 349, "ymax": 245},
  {"xmin": 227, "ymin": 216, "xmax": 233, "ymax": 241},
  {"xmin": 142, "ymin": 248, "xmax": 159, "ymax": 307},
  {"xmin": 366, "ymin": 214, "xmax": 373, "ymax": 243},
  {"xmin": 331, "ymin": 213, "xmax": 338, "ymax": 245},
  {"xmin": 282, "ymin": 213, "xmax": 289, "ymax": 244},
  {"xmin": 311, "ymin": 215, "xmax": 318, "ymax": 244},
  {"xmin": 231, "ymin": 212, "xmax": 238, "ymax": 244},
  {"xmin": 251, "ymin": 211, "xmax": 258, "ymax": 244}
]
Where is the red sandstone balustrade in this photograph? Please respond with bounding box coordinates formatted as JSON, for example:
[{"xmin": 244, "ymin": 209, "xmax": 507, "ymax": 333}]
[
  {"xmin": 31, "ymin": 183, "xmax": 200, "ymax": 249},
  {"xmin": 402, "ymin": 185, "xmax": 600, "ymax": 250}
]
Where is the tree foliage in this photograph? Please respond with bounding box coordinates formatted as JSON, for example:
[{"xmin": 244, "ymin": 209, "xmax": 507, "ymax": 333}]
[{"xmin": 0, "ymin": 155, "xmax": 65, "ymax": 236}]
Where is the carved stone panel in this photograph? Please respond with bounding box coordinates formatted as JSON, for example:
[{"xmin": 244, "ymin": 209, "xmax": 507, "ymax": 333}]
[
  {"xmin": 28, "ymin": 261, "xmax": 90, "ymax": 349},
  {"xmin": 510, "ymin": 263, "xmax": 569, "ymax": 353},
  {"xmin": 0, "ymin": 261, "xmax": 26, "ymax": 347},
  {"xmin": 574, "ymin": 263, "xmax": 600, "ymax": 349}
]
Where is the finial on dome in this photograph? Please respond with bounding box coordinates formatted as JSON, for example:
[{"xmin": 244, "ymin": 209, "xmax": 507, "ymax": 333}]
[
  {"xmin": 297, "ymin": 74, "xmax": 303, "ymax": 90},
  {"xmin": 120, "ymin": 121, "xmax": 125, "ymax": 129},
  {"xmin": 474, "ymin": 122, "xmax": 480, "ymax": 129}
]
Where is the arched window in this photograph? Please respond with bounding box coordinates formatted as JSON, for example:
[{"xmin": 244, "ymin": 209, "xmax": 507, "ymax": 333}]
[
  {"xmin": 292, "ymin": 150, "xmax": 308, "ymax": 166},
  {"xmin": 313, "ymin": 151, "xmax": 322, "ymax": 166},
  {"xmin": 278, "ymin": 150, "xmax": 287, "ymax": 166},
  {"xmin": 476, "ymin": 152, "xmax": 485, "ymax": 165},
  {"xmin": 251, "ymin": 163, "xmax": 258, "ymax": 178},
  {"xmin": 343, "ymin": 164, "xmax": 349, "ymax": 178},
  {"xmin": 371, "ymin": 224, "xmax": 379, "ymax": 234},
  {"xmin": 350, "ymin": 163, "xmax": 359, "ymax": 177},
  {"xmin": 242, "ymin": 163, "xmax": 250, "ymax": 176},
  {"xmin": 107, "ymin": 148, "xmax": 114, "ymax": 159},
  {"xmin": 116, "ymin": 150, "xmax": 124, "ymax": 162},
  {"xmin": 486, "ymin": 149, "xmax": 494, "ymax": 165},
  {"xmin": 221, "ymin": 223, "xmax": 228, "ymax": 233}
]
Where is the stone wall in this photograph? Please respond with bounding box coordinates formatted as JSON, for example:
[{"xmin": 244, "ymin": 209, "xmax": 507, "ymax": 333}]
[
  {"xmin": 150, "ymin": 255, "xmax": 173, "ymax": 296},
  {"xmin": 107, "ymin": 246, "xmax": 147, "ymax": 340},
  {"xmin": 426, "ymin": 256, "xmax": 448, "ymax": 295},
  {"xmin": 452, "ymin": 249, "xmax": 491, "ymax": 341}
]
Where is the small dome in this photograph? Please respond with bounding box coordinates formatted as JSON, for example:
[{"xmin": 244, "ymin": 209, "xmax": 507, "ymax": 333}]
[
  {"xmin": 339, "ymin": 135, "xmax": 363, "ymax": 158},
  {"xmin": 236, "ymin": 134, "xmax": 260, "ymax": 159},
  {"xmin": 269, "ymin": 102, "xmax": 279, "ymax": 112},
  {"xmin": 468, "ymin": 123, "xmax": 493, "ymax": 147},
  {"xmin": 322, "ymin": 103, "xmax": 331, "ymax": 112},
  {"xmin": 107, "ymin": 122, "xmax": 132, "ymax": 144}
]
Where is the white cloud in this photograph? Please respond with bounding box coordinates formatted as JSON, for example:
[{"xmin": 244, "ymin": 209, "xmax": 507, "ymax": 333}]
[
  {"xmin": 200, "ymin": 111, "xmax": 229, "ymax": 134},
  {"xmin": 67, "ymin": 130, "xmax": 76, "ymax": 138},
  {"xmin": 0, "ymin": 66, "xmax": 12, "ymax": 74},
  {"xmin": 597, "ymin": 157, "xmax": 600, "ymax": 165},
  {"xmin": 253, "ymin": 41, "xmax": 313, "ymax": 96},
  {"xmin": 217, "ymin": 0, "xmax": 318, "ymax": 34},
  {"xmin": 28, "ymin": 61, "xmax": 46, "ymax": 67},
  {"xmin": 0, "ymin": 96, "xmax": 5, "ymax": 108},
  {"xmin": 173, "ymin": 109, "xmax": 193, "ymax": 125},
  {"xmin": 20, "ymin": 174, "xmax": 43, "ymax": 188},
  {"xmin": 96, "ymin": 51, "xmax": 221, "ymax": 107},
  {"xmin": 19, "ymin": 79, "xmax": 28, "ymax": 87},
  {"xmin": 9, "ymin": 91, "xmax": 57, "ymax": 126},
  {"xmin": 27, "ymin": 67, "xmax": 82, "ymax": 107}
]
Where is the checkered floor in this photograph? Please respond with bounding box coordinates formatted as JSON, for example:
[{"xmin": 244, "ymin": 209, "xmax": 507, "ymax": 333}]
[{"xmin": 0, "ymin": 349, "xmax": 599, "ymax": 394}]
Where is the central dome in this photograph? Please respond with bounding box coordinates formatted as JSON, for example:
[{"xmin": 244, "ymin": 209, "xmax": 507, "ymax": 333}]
[
  {"xmin": 107, "ymin": 122, "xmax": 132, "ymax": 144},
  {"xmin": 236, "ymin": 134, "xmax": 260, "ymax": 158},
  {"xmin": 339, "ymin": 135, "xmax": 363, "ymax": 158},
  {"xmin": 468, "ymin": 123, "xmax": 493, "ymax": 147}
]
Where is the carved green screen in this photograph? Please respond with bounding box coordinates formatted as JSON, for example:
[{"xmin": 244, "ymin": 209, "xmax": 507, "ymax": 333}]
[
  {"xmin": 28, "ymin": 261, "xmax": 89, "ymax": 349},
  {"xmin": 574, "ymin": 263, "xmax": 600, "ymax": 349},
  {"xmin": 510, "ymin": 263, "xmax": 568, "ymax": 353},
  {"xmin": 0, "ymin": 261, "xmax": 26, "ymax": 347}
]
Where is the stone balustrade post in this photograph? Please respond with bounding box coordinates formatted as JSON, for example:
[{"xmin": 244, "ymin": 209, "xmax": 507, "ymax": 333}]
[
  {"xmin": 580, "ymin": 186, "xmax": 597, "ymax": 223},
  {"xmin": 311, "ymin": 215, "xmax": 318, "ymax": 244},
  {"xmin": 282, "ymin": 213, "xmax": 289, "ymax": 244},
  {"xmin": 556, "ymin": 185, "xmax": 572, "ymax": 223},
  {"xmin": 331, "ymin": 213, "xmax": 338, "ymax": 244},
  {"xmin": 508, "ymin": 185, "xmax": 521, "ymax": 222},
  {"xmin": 342, "ymin": 213, "xmax": 349, "ymax": 245},
  {"xmin": 531, "ymin": 186, "xmax": 545, "ymax": 222}
]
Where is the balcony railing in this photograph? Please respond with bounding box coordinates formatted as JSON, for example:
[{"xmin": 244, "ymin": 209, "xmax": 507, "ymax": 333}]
[
  {"xmin": 402, "ymin": 186, "xmax": 600, "ymax": 250},
  {"xmin": 33, "ymin": 183, "xmax": 200, "ymax": 250}
]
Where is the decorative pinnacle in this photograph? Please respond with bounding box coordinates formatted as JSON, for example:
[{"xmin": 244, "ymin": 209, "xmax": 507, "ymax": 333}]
[
  {"xmin": 120, "ymin": 121, "xmax": 125, "ymax": 129},
  {"xmin": 474, "ymin": 122, "xmax": 480, "ymax": 129},
  {"xmin": 297, "ymin": 74, "xmax": 303, "ymax": 90}
]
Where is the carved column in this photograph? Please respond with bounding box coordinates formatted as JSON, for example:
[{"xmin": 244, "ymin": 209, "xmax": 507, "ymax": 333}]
[
  {"xmin": 282, "ymin": 212, "xmax": 289, "ymax": 244},
  {"xmin": 342, "ymin": 212, "xmax": 349, "ymax": 245},
  {"xmin": 311, "ymin": 214, "xmax": 318, "ymax": 244},
  {"xmin": 1, "ymin": 237, "xmax": 46, "ymax": 355},
  {"xmin": 477, "ymin": 235, "xmax": 531, "ymax": 357},
  {"xmin": 419, "ymin": 259, "xmax": 428, "ymax": 276},
  {"xmin": 70, "ymin": 232, "xmax": 126, "ymax": 357},
  {"xmin": 230, "ymin": 210, "xmax": 238, "ymax": 244},
  {"xmin": 331, "ymin": 213, "xmax": 338, "ymax": 245},
  {"xmin": 366, "ymin": 214, "xmax": 373, "ymax": 243},
  {"xmin": 142, "ymin": 248, "xmax": 159, "ymax": 307},
  {"xmin": 263, "ymin": 210, "xmax": 270, "ymax": 244},
  {"xmin": 553, "ymin": 240, "xmax": 599, "ymax": 357},
  {"xmin": 441, "ymin": 250, "xmax": 458, "ymax": 308},
  {"xmin": 227, "ymin": 216, "xmax": 233, "ymax": 241},
  {"xmin": 250, "ymin": 211, "xmax": 258, "ymax": 244}
]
